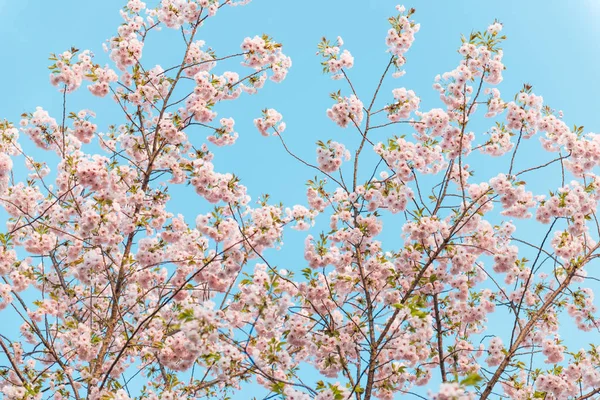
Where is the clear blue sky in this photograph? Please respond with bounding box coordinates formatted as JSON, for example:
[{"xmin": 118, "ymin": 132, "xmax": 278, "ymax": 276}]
[{"xmin": 1, "ymin": 0, "xmax": 600, "ymax": 398}]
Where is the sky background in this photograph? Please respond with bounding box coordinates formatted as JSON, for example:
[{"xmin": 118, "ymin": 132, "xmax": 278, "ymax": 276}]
[{"xmin": 2, "ymin": 0, "xmax": 600, "ymax": 398}]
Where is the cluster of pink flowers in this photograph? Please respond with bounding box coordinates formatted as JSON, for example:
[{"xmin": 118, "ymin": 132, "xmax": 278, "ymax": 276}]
[
  {"xmin": 73, "ymin": 248, "xmax": 103, "ymax": 284},
  {"xmin": 254, "ymin": 108, "xmax": 285, "ymax": 136},
  {"xmin": 505, "ymin": 90, "xmax": 543, "ymax": 137},
  {"xmin": 23, "ymin": 231, "xmax": 57, "ymax": 255},
  {"xmin": 72, "ymin": 110, "xmax": 98, "ymax": 144},
  {"xmin": 535, "ymin": 373, "xmax": 577, "ymax": 399},
  {"xmin": 126, "ymin": 0, "xmax": 146, "ymax": 13},
  {"xmin": 487, "ymin": 21, "xmax": 503, "ymax": 35},
  {"xmin": 565, "ymin": 288, "xmax": 598, "ymax": 331},
  {"xmin": 109, "ymin": 32, "xmax": 143, "ymax": 71},
  {"xmin": 246, "ymin": 205, "xmax": 286, "ymax": 252},
  {"xmin": 316, "ymin": 140, "xmax": 350, "ymax": 173},
  {"xmin": 190, "ymin": 159, "xmax": 249, "ymax": 204},
  {"xmin": 127, "ymin": 65, "xmax": 171, "ymax": 106},
  {"xmin": 386, "ymin": 5, "xmax": 420, "ymax": 75},
  {"xmin": 303, "ymin": 234, "xmax": 340, "ymax": 269},
  {"xmin": 184, "ymin": 40, "xmax": 217, "ymax": 77},
  {"xmin": 0, "ymin": 153, "xmax": 12, "ymax": 195},
  {"xmin": 403, "ymin": 216, "xmax": 449, "ymax": 249},
  {"xmin": 207, "ymin": 117, "xmax": 238, "ymax": 146},
  {"xmin": 326, "ymin": 94, "xmax": 364, "ymax": 127},
  {"xmin": 484, "ymin": 87, "xmax": 505, "ymax": 118},
  {"xmin": 480, "ymin": 123, "xmax": 513, "ymax": 156},
  {"xmin": 20, "ymin": 107, "xmax": 67, "ymax": 153},
  {"xmin": 489, "ymin": 173, "xmax": 536, "ymax": 218},
  {"xmin": 1, "ymin": 384, "xmax": 27, "ymax": 399},
  {"xmin": 535, "ymin": 114, "xmax": 600, "ymax": 176},
  {"xmin": 536, "ymin": 181, "xmax": 598, "ymax": 233},
  {"xmin": 386, "ymin": 87, "xmax": 420, "ymax": 121},
  {"xmin": 551, "ymin": 230, "xmax": 592, "ymax": 262},
  {"xmin": 157, "ymin": 0, "xmax": 218, "ymax": 28},
  {"xmin": 155, "ymin": 115, "xmax": 188, "ymax": 147},
  {"xmin": 433, "ymin": 38, "xmax": 505, "ymax": 120},
  {"xmin": 136, "ymin": 237, "xmax": 165, "ymax": 267},
  {"xmin": 87, "ymin": 65, "xmax": 119, "ymax": 97},
  {"xmin": 538, "ymin": 113, "xmax": 573, "ymax": 151},
  {"xmin": 441, "ymin": 126, "xmax": 474, "ymax": 159},
  {"xmin": 286, "ymin": 205, "xmax": 317, "ymax": 231},
  {"xmin": 108, "ymin": 10, "xmax": 145, "ymax": 71},
  {"xmin": 306, "ymin": 187, "xmax": 328, "ymax": 212},
  {"xmin": 49, "ymin": 50, "xmax": 93, "ymax": 93},
  {"xmin": 239, "ymin": 71, "xmax": 267, "ymax": 94},
  {"xmin": 317, "ymin": 36, "xmax": 354, "ymax": 79},
  {"xmin": 374, "ymin": 137, "xmax": 446, "ymax": 180},
  {"xmin": 0, "ymin": 123, "xmax": 20, "ymax": 156},
  {"xmin": 413, "ymin": 108, "xmax": 450, "ymax": 136},
  {"xmin": 315, "ymin": 384, "xmax": 351, "ymax": 400},
  {"xmin": 2, "ymin": 183, "xmax": 43, "ymax": 218},
  {"xmin": 492, "ymin": 243, "xmax": 518, "ymax": 274},
  {"xmin": 57, "ymin": 323, "xmax": 98, "ymax": 363},
  {"xmin": 565, "ymin": 134, "xmax": 600, "ymax": 176},
  {"xmin": 75, "ymin": 155, "xmax": 111, "ymax": 192},
  {"xmin": 485, "ymin": 337, "xmax": 504, "ymax": 366},
  {"xmin": 541, "ymin": 335, "xmax": 565, "ymax": 364},
  {"xmin": 430, "ymin": 382, "xmax": 475, "ymax": 400},
  {"xmin": 185, "ymin": 71, "xmax": 243, "ymax": 122},
  {"xmin": 241, "ymin": 35, "xmax": 292, "ymax": 82},
  {"xmin": 0, "ymin": 283, "xmax": 13, "ymax": 310},
  {"xmin": 363, "ymin": 178, "xmax": 414, "ymax": 214}
]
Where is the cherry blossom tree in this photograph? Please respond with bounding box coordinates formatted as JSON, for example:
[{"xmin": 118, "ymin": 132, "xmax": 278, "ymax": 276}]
[{"xmin": 1, "ymin": 1, "xmax": 600, "ymax": 400}]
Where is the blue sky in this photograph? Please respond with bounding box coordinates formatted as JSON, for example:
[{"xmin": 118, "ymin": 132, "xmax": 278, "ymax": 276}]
[{"xmin": 2, "ymin": 0, "xmax": 600, "ymax": 398}]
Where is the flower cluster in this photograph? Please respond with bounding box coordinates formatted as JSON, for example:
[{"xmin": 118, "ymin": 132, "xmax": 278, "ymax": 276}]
[
  {"xmin": 489, "ymin": 173, "xmax": 536, "ymax": 218},
  {"xmin": 254, "ymin": 108, "xmax": 285, "ymax": 136},
  {"xmin": 374, "ymin": 136, "xmax": 446, "ymax": 180},
  {"xmin": 207, "ymin": 117, "xmax": 238, "ymax": 146},
  {"xmin": 316, "ymin": 140, "xmax": 350, "ymax": 173},
  {"xmin": 505, "ymin": 88, "xmax": 543, "ymax": 137},
  {"xmin": 541, "ymin": 336, "xmax": 565, "ymax": 364},
  {"xmin": 241, "ymin": 35, "xmax": 292, "ymax": 82},
  {"xmin": 485, "ymin": 337, "xmax": 504, "ymax": 366},
  {"xmin": 87, "ymin": 65, "xmax": 119, "ymax": 97},
  {"xmin": 386, "ymin": 87, "xmax": 420, "ymax": 121},
  {"xmin": 190, "ymin": 160, "xmax": 249, "ymax": 205},
  {"xmin": 157, "ymin": 0, "xmax": 218, "ymax": 29},
  {"xmin": 430, "ymin": 382, "xmax": 475, "ymax": 400},
  {"xmin": 184, "ymin": 40, "xmax": 217, "ymax": 77},
  {"xmin": 71, "ymin": 110, "xmax": 98, "ymax": 144},
  {"xmin": 108, "ymin": 13, "xmax": 144, "ymax": 71},
  {"xmin": 326, "ymin": 93, "xmax": 364, "ymax": 128},
  {"xmin": 286, "ymin": 205, "xmax": 318, "ymax": 231},
  {"xmin": 126, "ymin": 0, "xmax": 146, "ymax": 13},
  {"xmin": 386, "ymin": 6, "xmax": 420, "ymax": 75},
  {"xmin": 316, "ymin": 36, "xmax": 354, "ymax": 79},
  {"xmin": 536, "ymin": 180, "xmax": 598, "ymax": 235},
  {"xmin": 48, "ymin": 49, "xmax": 93, "ymax": 93},
  {"xmin": 484, "ymin": 87, "xmax": 505, "ymax": 118},
  {"xmin": 0, "ymin": 153, "xmax": 12, "ymax": 196},
  {"xmin": 433, "ymin": 31, "xmax": 505, "ymax": 119},
  {"xmin": 413, "ymin": 108, "xmax": 450, "ymax": 136},
  {"xmin": 480, "ymin": 123, "xmax": 513, "ymax": 156}
]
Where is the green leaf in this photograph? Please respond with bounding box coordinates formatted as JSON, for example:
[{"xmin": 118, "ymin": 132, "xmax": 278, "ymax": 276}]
[{"xmin": 460, "ymin": 373, "xmax": 483, "ymax": 386}]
